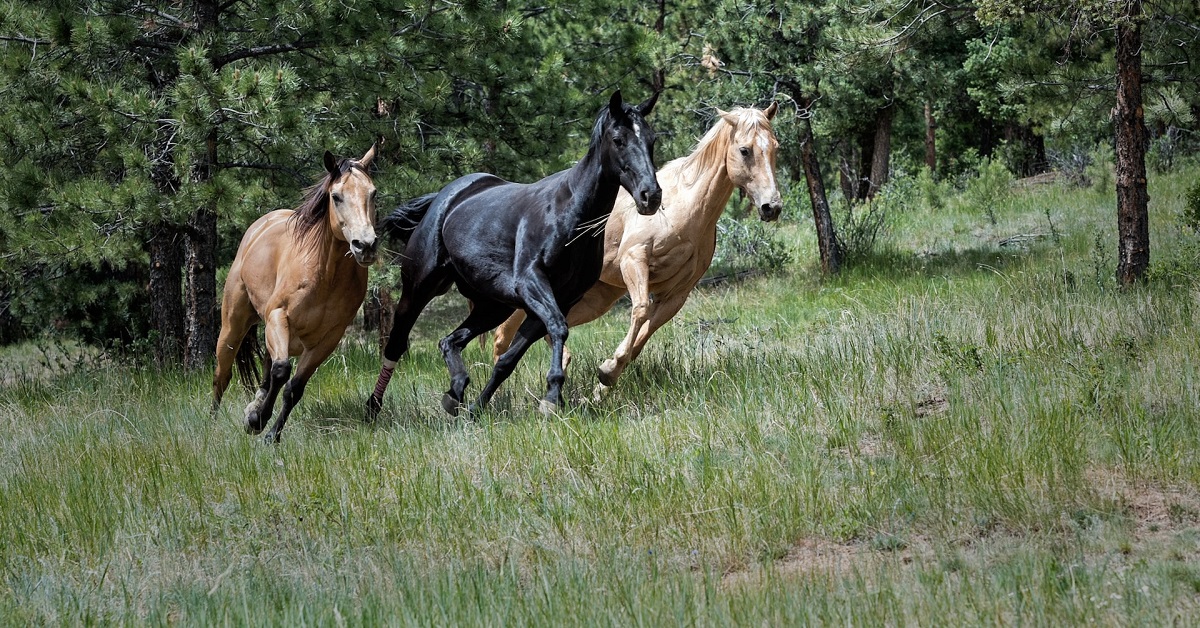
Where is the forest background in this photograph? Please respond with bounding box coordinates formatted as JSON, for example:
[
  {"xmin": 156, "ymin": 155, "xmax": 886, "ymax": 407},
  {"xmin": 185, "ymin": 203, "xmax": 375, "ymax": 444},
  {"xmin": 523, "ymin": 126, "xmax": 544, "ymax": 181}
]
[{"xmin": 0, "ymin": 0, "xmax": 1198, "ymax": 367}]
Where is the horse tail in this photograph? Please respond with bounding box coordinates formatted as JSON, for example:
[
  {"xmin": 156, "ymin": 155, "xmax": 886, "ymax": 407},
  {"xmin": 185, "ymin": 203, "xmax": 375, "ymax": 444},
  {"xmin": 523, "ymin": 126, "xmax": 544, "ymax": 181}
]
[
  {"xmin": 380, "ymin": 192, "xmax": 438, "ymax": 245},
  {"xmin": 235, "ymin": 324, "xmax": 264, "ymax": 392}
]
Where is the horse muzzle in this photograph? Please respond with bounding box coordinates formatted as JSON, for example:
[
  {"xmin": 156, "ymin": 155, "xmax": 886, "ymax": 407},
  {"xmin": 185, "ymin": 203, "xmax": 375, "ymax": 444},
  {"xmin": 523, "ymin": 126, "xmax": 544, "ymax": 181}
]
[
  {"xmin": 635, "ymin": 186, "xmax": 663, "ymax": 216},
  {"xmin": 350, "ymin": 235, "xmax": 378, "ymax": 266},
  {"xmin": 757, "ymin": 199, "xmax": 783, "ymax": 222}
]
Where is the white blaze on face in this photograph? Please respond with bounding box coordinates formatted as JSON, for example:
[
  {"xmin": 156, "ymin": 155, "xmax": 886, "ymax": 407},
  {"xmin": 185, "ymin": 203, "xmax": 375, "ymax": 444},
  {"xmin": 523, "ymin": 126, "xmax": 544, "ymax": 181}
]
[
  {"xmin": 757, "ymin": 132, "xmax": 778, "ymax": 193},
  {"xmin": 633, "ymin": 123, "xmax": 642, "ymax": 141}
]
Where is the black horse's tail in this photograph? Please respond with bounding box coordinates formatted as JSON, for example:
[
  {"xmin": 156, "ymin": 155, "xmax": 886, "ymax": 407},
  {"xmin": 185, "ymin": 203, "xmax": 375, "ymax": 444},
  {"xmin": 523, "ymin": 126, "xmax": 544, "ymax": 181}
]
[
  {"xmin": 380, "ymin": 192, "xmax": 438, "ymax": 245},
  {"xmin": 235, "ymin": 324, "xmax": 264, "ymax": 392}
]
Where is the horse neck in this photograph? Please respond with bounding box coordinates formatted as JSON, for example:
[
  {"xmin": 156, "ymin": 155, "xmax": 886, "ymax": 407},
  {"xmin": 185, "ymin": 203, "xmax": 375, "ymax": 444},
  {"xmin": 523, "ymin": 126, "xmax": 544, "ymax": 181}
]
[
  {"xmin": 564, "ymin": 147, "xmax": 622, "ymax": 224},
  {"xmin": 670, "ymin": 133, "xmax": 738, "ymax": 228}
]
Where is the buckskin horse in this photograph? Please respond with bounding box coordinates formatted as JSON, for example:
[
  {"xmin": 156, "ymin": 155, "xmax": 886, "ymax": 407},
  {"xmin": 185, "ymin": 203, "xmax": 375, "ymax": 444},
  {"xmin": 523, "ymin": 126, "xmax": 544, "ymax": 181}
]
[
  {"xmin": 367, "ymin": 90, "xmax": 661, "ymax": 418},
  {"xmin": 212, "ymin": 145, "xmax": 378, "ymax": 443},
  {"xmin": 491, "ymin": 104, "xmax": 782, "ymax": 397}
]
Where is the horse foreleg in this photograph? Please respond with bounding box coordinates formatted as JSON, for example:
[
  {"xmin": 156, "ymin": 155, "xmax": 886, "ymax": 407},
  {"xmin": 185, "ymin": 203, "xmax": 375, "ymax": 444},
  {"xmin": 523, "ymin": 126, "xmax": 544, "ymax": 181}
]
[
  {"xmin": 599, "ymin": 248, "xmax": 653, "ymax": 388},
  {"xmin": 263, "ymin": 337, "xmax": 339, "ymax": 444},
  {"xmin": 514, "ymin": 279, "xmax": 571, "ymax": 414},
  {"xmin": 439, "ymin": 304, "xmax": 514, "ymax": 416},
  {"xmin": 473, "ymin": 314, "xmax": 547, "ymax": 415},
  {"xmin": 246, "ymin": 308, "xmax": 290, "ymax": 435},
  {"xmin": 597, "ymin": 290, "xmax": 690, "ymax": 398}
]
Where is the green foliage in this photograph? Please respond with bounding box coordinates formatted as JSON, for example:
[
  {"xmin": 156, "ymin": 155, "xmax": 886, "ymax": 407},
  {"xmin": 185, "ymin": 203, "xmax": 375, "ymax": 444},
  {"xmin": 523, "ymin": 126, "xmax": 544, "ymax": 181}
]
[
  {"xmin": 958, "ymin": 158, "xmax": 1014, "ymax": 225},
  {"xmin": 708, "ymin": 215, "xmax": 793, "ymax": 279}
]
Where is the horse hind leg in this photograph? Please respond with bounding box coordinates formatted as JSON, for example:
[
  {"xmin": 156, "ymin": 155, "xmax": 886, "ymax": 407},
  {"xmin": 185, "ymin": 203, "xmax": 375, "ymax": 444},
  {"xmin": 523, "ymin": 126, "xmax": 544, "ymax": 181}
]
[
  {"xmin": 366, "ymin": 284, "xmax": 445, "ymax": 419},
  {"xmin": 212, "ymin": 296, "xmax": 257, "ymax": 416}
]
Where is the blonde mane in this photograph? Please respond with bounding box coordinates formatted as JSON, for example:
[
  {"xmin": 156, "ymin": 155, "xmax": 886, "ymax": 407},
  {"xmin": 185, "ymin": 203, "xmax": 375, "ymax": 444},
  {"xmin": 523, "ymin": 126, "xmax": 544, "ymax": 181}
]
[{"xmin": 676, "ymin": 107, "xmax": 773, "ymax": 187}]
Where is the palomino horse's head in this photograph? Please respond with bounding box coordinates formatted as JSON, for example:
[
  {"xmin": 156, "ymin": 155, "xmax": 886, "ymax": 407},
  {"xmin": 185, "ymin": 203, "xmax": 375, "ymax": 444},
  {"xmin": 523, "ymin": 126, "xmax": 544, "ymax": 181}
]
[
  {"xmin": 600, "ymin": 90, "xmax": 663, "ymax": 216},
  {"xmin": 718, "ymin": 102, "xmax": 782, "ymax": 221},
  {"xmin": 323, "ymin": 144, "xmax": 379, "ymax": 266}
]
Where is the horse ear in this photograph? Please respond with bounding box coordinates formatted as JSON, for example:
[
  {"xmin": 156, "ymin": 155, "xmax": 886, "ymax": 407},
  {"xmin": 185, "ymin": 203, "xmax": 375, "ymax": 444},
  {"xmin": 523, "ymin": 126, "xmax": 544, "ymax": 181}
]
[
  {"xmin": 717, "ymin": 108, "xmax": 739, "ymax": 126},
  {"xmin": 358, "ymin": 143, "xmax": 377, "ymax": 169},
  {"xmin": 323, "ymin": 151, "xmax": 339, "ymax": 177},
  {"xmin": 636, "ymin": 90, "xmax": 660, "ymax": 117},
  {"xmin": 608, "ymin": 90, "xmax": 625, "ymax": 118},
  {"xmin": 764, "ymin": 101, "xmax": 778, "ymax": 120}
]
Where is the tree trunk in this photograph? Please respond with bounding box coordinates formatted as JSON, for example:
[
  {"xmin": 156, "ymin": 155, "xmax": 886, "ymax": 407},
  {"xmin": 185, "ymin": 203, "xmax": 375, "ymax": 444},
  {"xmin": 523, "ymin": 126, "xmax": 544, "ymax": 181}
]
[
  {"xmin": 147, "ymin": 224, "xmax": 185, "ymax": 366},
  {"xmin": 867, "ymin": 102, "xmax": 894, "ymax": 199},
  {"xmin": 837, "ymin": 141, "xmax": 857, "ymax": 203},
  {"xmin": 799, "ymin": 116, "xmax": 841, "ymax": 275},
  {"xmin": 924, "ymin": 101, "xmax": 937, "ymax": 173},
  {"xmin": 1114, "ymin": 0, "xmax": 1149, "ymax": 285},
  {"xmin": 184, "ymin": 128, "xmax": 219, "ymax": 369}
]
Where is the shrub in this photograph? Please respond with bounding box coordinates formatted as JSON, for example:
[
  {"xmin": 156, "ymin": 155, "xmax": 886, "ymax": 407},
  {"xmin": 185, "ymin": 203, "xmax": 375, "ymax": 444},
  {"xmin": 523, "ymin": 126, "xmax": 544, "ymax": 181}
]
[{"xmin": 959, "ymin": 158, "xmax": 1014, "ymax": 225}]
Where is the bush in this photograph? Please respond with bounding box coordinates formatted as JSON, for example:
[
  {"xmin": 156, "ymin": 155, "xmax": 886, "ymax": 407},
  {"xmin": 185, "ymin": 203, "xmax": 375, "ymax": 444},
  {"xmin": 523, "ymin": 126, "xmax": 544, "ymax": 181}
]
[
  {"xmin": 708, "ymin": 215, "xmax": 793, "ymax": 279},
  {"xmin": 959, "ymin": 158, "xmax": 1014, "ymax": 225}
]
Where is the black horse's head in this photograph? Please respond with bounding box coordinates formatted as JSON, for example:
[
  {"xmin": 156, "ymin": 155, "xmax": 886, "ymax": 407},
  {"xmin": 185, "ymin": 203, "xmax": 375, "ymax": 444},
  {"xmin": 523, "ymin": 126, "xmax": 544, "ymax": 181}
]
[{"xmin": 598, "ymin": 90, "xmax": 662, "ymax": 216}]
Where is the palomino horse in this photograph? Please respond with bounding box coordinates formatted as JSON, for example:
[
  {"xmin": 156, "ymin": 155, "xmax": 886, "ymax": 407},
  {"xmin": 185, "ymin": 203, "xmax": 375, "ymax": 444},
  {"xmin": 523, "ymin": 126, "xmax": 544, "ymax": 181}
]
[
  {"xmin": 491, "ymin": 103, "xmax": 781, "ymax": 396},
  {"xmin": 212, "ymin": 145, "xmax": 378, "ymax": 443},
  {"xmin": 366, "ymin": 90, "xmax": 661, "ymax": 418}
]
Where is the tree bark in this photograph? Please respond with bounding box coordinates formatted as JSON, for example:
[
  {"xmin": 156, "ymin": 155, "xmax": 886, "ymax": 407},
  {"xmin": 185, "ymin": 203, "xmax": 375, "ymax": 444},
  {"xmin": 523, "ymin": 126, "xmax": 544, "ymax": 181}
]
[
  {"xmin": 798, "ymin": 115, "xmax": 841, "ymax": 275},
  {"xmin": 183, "ymin": 0, "xmax": 222, "ymax": 369},
  {"xmin": 184, "ymin": 128, "xmax": 219, "ymax": 369},
  {"xmin": 1114, "ymin": 0, "xmax": 1149, "ymax": 285},
  {"xmin": 147, "ymin": 224, "xmax": 185, "ymax": 366},
  {"xmin": 924, "ymin": 101, "xmax": 937, "ymax": 173},
  {"xmin": 867, "ymin": 101, "xmax": 894, "ymax": 199}
]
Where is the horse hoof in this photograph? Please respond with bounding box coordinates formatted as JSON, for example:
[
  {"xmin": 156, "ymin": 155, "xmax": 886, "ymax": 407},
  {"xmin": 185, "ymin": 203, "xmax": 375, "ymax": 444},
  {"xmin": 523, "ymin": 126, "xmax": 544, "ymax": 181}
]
[
  {"xmin": 441, "ymin": 393, "xmax": 462, "ymax": 416},
  {"xmin": 244, "ymin": 414, "xmax": 264, "ymax": 435},
  {"xmin": 263, "ymin": 431, "xmax": 280, "ymax": 445},
  {"xmin": 365, "ymin": 395, "xmax": 382, "ymax": 421},
  {"xmin": 591, "ymin": 382, "xmax": 611, "ymax": 402},
  {"xmin": 597, "ymin": 360, "xmax": 621, "ymax": 387},
  {"xmin": 538, "ymin": 399, "xmax": 558, "ymax": 416}
]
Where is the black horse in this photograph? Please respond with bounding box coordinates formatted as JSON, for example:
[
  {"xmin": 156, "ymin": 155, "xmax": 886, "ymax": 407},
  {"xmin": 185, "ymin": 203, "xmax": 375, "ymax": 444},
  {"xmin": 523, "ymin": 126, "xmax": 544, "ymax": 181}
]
[{"xmin": 367, "ymin": 90, "xmax": 662, "ymax": 418}]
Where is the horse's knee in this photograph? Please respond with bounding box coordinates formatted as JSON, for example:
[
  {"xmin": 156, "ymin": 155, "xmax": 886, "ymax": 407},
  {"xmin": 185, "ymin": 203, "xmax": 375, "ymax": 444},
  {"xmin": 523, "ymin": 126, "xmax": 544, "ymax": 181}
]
[{"xmin": 270, "ymin": 359, "xmax": 291, "ymax": 382}]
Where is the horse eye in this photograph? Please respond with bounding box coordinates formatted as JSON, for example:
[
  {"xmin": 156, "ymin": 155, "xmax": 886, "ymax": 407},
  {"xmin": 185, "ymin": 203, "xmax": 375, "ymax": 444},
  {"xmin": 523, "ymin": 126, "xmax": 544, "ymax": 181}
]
[
  {"xmin": 739, "ymin": 146, "xmax": 751, "ymax": 158},
  {"xmin": 332, "ymin": 192, "xmax": 344, "ymax": 204},
  {"xmin": 613, "ymin": 136, "xmax": 626, "ymax": 147}
]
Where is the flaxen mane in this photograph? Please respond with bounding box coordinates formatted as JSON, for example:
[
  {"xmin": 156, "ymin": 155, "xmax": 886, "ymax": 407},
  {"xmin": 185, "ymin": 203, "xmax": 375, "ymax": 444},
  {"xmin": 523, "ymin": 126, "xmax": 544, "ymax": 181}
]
[{"xmin": 677, "ymin": 108, "xmax": 772, "ymax": 187}]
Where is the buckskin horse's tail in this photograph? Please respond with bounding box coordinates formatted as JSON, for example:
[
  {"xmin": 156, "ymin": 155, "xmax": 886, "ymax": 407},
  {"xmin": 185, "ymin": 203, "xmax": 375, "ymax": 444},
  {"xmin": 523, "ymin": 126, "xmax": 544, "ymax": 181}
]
[
  {"xmin": 235, "ymin": 324, "xmax": 264, "ymax": 392},
  {"xmin": 380, "ymin": 192, "xmax": 438, "ymax": 246}
]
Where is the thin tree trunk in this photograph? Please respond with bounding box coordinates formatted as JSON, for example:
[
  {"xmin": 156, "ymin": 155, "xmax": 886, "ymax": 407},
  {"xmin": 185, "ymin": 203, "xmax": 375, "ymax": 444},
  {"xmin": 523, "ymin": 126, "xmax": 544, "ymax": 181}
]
[
  {"xmin": 867, "ymin": 102, "xmax": 894, "ymax": 199},
  {"xmin": 799, "ymin": 116, "xmax": 841, "ymax": 275},
  {"xmin": 924, "ymin": 101, "xmax": 937, "ymax": 173},
  {"xmin": 184, "ymin": 129, "xmax": 219, "ymax": 369},
  {"xmin": 1115, "ymin": 0, "xmax": 1149, "ymax": 285},
  {"xmin": 184, "ymin": 0, "xmax": 222, "ymax": 369},
  {"xmin": 837, "ymin": 141, "xmax": 857, "ymax": 203},
  {"xmin": 147, "ymin": 224, "xmax": 185, "ymax": 366}
]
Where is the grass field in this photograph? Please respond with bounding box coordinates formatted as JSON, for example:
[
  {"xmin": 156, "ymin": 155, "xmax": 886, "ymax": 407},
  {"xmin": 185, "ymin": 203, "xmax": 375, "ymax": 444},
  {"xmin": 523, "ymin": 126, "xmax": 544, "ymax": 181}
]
[{"xmin": 2, "ymin": 166, "xmax": 1199, "ymax": 624}]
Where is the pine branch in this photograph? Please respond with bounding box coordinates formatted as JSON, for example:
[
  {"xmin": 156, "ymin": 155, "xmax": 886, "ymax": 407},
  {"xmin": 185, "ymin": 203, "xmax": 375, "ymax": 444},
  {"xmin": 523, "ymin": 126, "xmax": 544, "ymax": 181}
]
[{"xmin": 213, "ymin": 40, "xmax": 320, "ymax": 68}]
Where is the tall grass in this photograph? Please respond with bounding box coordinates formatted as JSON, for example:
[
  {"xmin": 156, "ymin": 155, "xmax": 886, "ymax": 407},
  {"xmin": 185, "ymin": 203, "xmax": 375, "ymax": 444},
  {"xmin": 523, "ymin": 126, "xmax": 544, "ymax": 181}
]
[{"xmin": 2, "ymin": 166, "xmax": 1199, "ymax": 624}]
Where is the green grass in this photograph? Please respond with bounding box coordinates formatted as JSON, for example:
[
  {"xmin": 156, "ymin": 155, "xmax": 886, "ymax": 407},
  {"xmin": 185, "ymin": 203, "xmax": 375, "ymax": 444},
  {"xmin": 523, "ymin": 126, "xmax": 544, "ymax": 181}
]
[{"xmin": 3, "ymin": 167, "xmax": 1200, "ymax": 624}]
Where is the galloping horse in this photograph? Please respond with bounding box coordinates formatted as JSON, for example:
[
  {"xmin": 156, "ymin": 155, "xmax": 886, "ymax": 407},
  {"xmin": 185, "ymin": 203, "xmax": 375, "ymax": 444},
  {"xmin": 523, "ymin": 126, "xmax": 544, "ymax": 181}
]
[
  {"xmin": 212, "ymin": 145, "xmax": 378, "ymax": 443},
  {"xmin": 491, "ymin": 104, "xmax": 781, "ymax": 396},
  {"xmin": 366, "ymin": 90, "xmax": 661, "ymax": 418}
]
